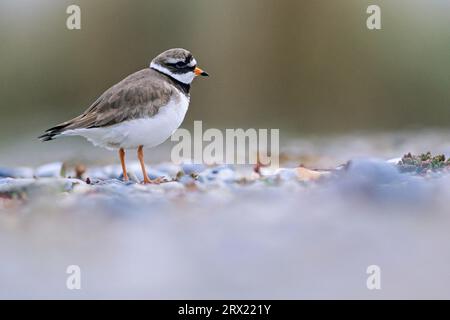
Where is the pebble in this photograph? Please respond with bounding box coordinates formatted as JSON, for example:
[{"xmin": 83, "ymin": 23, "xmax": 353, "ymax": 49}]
[
  {"xmin": 0, "ymin": 178, "xmax": 36, "ymax": 192},
  {"xmin": 182, "ymin": 162, "xmax": 206, "ymax": 175},
  {"xmin": 0, "ymin": 167, "xmax": 34, "ymax": 179},
  {"xmin": 330, "ymin": 158, "xmax": 432, "ymax": 203},
  {"xmin": 198, "ymin": 165, "xmax": 236, "ymax": 183},
  {"xmin": 178, "ymin": 174, "xmax": 197, "ymax": 185},
  {"xmin": 0, "ymin": 177, "xmax": 84, "ymax": 194},
  {"xmin": 344, "ymin": 158, "xmax": 401, "ymax": 185}
]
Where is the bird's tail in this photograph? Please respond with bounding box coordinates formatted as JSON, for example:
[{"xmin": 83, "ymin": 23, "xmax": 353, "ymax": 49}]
[{"xmin": 38, "ymin": 124, "xmax": 69, "ymax": 141}]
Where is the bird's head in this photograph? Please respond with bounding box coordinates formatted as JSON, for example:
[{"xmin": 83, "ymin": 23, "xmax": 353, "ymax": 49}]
[{"xmin": 150, "ymin": 48, "xmax": 209, "ymax": 84}]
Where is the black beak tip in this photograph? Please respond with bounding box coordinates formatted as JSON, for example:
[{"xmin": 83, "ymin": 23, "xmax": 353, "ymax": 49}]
[{"xmin": 201, "ymin": 71, "xmax": 209, "ymax": 77}]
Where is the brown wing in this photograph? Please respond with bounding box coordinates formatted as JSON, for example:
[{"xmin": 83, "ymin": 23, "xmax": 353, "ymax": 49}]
[{"xmin": 39, "ymin": 69, "xmax": 173, "ymax": 140}]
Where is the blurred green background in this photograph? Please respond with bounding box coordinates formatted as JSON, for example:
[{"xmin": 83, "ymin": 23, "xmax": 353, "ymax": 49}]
[{"xmin": 0, "ymin": 0, "xmax": 449, "ymax": 145}]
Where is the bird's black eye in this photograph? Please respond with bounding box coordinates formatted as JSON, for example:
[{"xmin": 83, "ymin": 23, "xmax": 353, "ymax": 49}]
[{"xmin": 175, "ymin": 61, "xmax": 185, "ymax": 67}]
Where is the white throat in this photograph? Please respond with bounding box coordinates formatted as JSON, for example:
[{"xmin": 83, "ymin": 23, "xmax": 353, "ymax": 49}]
[{"xmin": 150, "ymin": 62, "xmax": 195, "ymax": 84}]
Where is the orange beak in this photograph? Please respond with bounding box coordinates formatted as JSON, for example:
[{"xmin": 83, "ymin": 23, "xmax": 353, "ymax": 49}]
[{"xmin": 194, "ymin": 67, "xmax": 209, "ymax": 77}]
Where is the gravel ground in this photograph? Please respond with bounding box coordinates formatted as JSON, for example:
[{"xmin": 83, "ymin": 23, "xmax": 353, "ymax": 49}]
[{"xmin": 1, "ymin": 131, "xmax": 450, "ymax": 299}]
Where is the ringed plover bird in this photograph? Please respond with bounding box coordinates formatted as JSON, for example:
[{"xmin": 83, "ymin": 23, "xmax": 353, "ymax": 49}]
[{"xmin": 39, "ymin": 48, "xmax": 208, "ymax": 183}]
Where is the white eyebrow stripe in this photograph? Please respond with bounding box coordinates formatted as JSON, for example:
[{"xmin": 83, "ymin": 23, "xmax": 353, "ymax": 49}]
[{"xmin": 188, "ymin": 58, "xmax": 197, "ymax": 67}]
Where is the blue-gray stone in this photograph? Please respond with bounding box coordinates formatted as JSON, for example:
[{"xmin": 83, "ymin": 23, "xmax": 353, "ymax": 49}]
[
  {"xmin": 182, "ymin": 163, "xmax": 206, "ymax": 175},
  {"xmin": 198, "ymin": 165, "xmax": 236, "ymax": 183},
  {"xmin": 0, "ymin": 167, "xmax": 34, "ymax": 179}
]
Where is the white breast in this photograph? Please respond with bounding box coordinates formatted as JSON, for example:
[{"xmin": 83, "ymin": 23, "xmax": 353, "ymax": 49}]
[{"xmin": 63, "ymin": 93, "xmax": 190, "ymax": 150}]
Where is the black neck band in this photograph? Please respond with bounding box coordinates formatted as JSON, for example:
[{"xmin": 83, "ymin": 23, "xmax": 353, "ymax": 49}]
[{"xmin": 151, "ymin": 67, "xmax": 191, "ymax": 95}]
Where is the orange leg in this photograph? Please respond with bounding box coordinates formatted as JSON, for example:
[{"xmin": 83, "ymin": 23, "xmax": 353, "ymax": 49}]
[
  {"xmin": 138, "ymin": 145, "xmax": 160, "ymax": 184},
  {"xmin": 119, "ymin": 148, "xmax": 128, "ymax": 182}
]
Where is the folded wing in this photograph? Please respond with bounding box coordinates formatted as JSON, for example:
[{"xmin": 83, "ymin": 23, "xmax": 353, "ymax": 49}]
[{"xmin": 39, "ymin": 69, "xmax": 173, "ymax": 141}]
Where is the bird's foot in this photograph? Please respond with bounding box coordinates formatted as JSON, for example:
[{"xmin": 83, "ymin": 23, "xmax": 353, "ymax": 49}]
[{"xmin": 141, "ymin": 176, "xmax": 165, "ymax": 184}]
